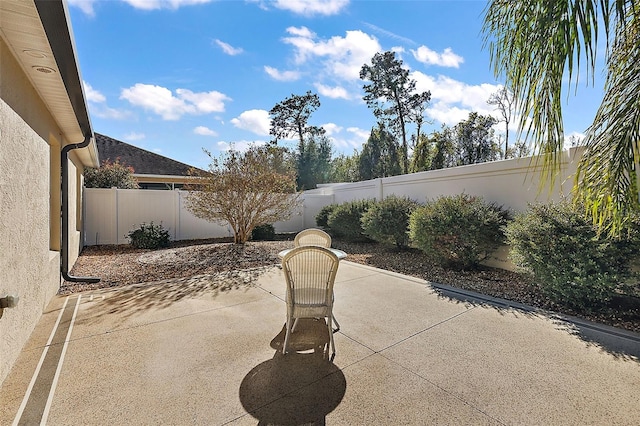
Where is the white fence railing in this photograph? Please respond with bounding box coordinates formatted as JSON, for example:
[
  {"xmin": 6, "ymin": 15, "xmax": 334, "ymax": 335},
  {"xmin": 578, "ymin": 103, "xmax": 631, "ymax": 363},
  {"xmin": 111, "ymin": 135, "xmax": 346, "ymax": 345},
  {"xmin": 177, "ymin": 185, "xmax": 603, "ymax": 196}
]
[{"xmin": 84, "ymin": 147, "xmax": 583, "ymax": 247}]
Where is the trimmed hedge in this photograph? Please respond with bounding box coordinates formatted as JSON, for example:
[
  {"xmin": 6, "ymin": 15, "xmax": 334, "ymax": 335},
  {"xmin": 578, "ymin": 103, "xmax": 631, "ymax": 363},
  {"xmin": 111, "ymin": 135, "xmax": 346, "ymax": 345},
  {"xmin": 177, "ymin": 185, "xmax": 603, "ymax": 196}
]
[
  {"xmin": 361, "ymin": 195, "xmax": 419, "ymax": 248},
  {"xmin": 327, "ymin": 199, "xmax": 375, "ymax": 242},
  {"xmin": 506, "ymin": 202, "xmax": 640, "ymax": 310},
  {"xmin": 409, "ymin": 194, "xmax": 509, "ymax": 269}
]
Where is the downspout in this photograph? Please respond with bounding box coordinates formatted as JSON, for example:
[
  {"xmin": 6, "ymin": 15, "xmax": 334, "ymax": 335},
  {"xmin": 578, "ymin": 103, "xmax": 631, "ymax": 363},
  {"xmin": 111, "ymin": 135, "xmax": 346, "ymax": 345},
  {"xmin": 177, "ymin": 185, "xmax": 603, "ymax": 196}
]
[{"xmin": 61, "ymin": 134, "xmax": 100, "ymax": 283}]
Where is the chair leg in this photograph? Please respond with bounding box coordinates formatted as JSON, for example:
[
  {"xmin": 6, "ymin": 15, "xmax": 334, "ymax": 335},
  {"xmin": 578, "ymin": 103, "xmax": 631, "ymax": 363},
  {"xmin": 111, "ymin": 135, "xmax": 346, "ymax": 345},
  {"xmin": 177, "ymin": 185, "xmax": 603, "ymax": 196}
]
[
  {"xmin": 283, "ymin": 317, "xmax": 292, "ymax": 355},
  {"xmin": 331, "ymin": 291, "xmax": 340, "ymax": 332},
  {"xmin": 292, "ymin": 317, "xmax": 300, "ymax": 332},
  {"xmin": 327, "ymin": 315, "xmax": 335, "ymax": 361},
  {"xmin": 332, "ymin": 314, "xmax": 340, "ymax": 333}
]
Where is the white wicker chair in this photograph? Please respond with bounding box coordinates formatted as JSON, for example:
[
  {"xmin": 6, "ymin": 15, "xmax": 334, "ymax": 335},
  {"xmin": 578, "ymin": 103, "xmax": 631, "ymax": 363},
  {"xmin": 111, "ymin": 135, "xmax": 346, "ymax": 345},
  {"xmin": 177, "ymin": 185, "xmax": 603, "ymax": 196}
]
[
  {"xmin": 294, "ymin": 228, "xmax": 332, "ymax": 248},
  {"xmin": 294, "ymin": 228, "xmax": 340, "ymax": 332},
  {"xmin": 282, "ymin": 246, "xmax": 339, "ymax": 360}
]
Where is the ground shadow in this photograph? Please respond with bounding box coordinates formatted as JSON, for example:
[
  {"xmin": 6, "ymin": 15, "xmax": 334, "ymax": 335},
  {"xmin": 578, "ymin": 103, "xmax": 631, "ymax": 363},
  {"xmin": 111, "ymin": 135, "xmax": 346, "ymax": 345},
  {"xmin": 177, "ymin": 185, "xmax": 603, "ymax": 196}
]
[
  {"xmin": 76, "ymin": 266, "xmax": 274, "ymax": 325},
  {"xmin": 239, "ymin": 320, "xmax": 346, "ymax": 425},
  {"xmin": 431, "ymin": 283, "xmax": 640, "ymax": 362}
]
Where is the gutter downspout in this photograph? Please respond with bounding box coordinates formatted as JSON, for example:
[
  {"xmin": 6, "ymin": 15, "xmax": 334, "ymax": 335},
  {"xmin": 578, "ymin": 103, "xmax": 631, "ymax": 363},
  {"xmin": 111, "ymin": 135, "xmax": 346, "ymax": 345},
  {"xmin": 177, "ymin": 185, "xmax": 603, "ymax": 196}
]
[{"xmin": 61, "ymin": 134, "xmax": 100, "ymax": 283}]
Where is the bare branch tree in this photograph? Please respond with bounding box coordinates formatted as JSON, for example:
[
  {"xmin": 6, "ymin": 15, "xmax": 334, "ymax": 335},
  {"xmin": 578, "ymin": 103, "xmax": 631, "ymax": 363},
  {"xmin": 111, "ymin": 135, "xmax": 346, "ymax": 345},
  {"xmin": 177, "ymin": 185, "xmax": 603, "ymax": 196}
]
[
  {"xmin": 185, "ymin": 145, "xmax": 300, "ymax": 244},
  {"xmin": 487, "ymin": 86, "xmax": 514, "ymax": 159}
]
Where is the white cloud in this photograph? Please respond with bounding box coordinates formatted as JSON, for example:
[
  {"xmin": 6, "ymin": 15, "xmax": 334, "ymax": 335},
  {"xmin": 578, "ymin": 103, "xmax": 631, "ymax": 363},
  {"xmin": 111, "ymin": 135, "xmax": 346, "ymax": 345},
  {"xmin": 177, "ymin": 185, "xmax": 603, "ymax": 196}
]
[
  {"xmin": 83, "ymin": 81, "xmax": 106, "ymax": 103},
  {"xmin": 123, "ymin": 132, "xmax": 146, "ymax": 141},
  {"xmin": 347, "ymin": 126, "xmax": 369, "ymax": 141},
  {"xmin": 258, "ymin": 0, "xmax": 349, "ymax": 16},
  {"xmin": 194, "ymin": 126, "xmax": 217, "ymax": 136},
  {"xmin": 120, "ymin": 84, "xmax": 230, "ymax": 120},
  {"xmin": 176, "ymin": 89, "xmax": 230, "ymax": 113},
  {"xmin": 426, "ymin": 103, "xmax": 472, "ymax": 126},
  {"xmin": 411, "ymin": 46, "xmax": 464, "ymax": 68},
  {"xmin": 230, "ymin": 109, "xmax": 271, "ymax": 136},
  {"xmin": 321, "ymin": 123, "xmax": 343, "ymax": 136},
  {"xmin": 123, "ymin": 0, "xmax": 214, "ymax": 11},
  {"xmin": 68, "ymin": 0, "xmax": 98, "ymax": 16},
  {"xmin": 264, "ymin": 66, "xmax": 301, "ymax": 82},
  {"xmin": 217, "ymin": 140, "xmax": 265, "ymax": 152},
  {"xmin": 71, "ymin": 0, "xmax": 215, "ymax": 13},
  {"xmin": 329, "ymin": 126, "xmax": 369, "ymax": 150},
  {"xmin": 282, "ymin": 27, "xmax": 381, "ymax": 81},
  {"xmin": 411, "ymin": 71, "xmax": 500, "ymax": 125},
  {"xmin": 214, "ymin": 39, "xmax": 243, "ymax": 56},
  {"xmin": 564, "ymin": 131, "xmax": 586, "ymax": 150},
  {"xmin": 287, "ymin": 26, "xmax": 316, "ymax": 38},
  {"xmin": 82, "ymin": 80, "xmax": 133, "ymax": 120},
  {"xmin": 315, "ymin": 83, "xmax": 350, "ymax": 99},
  {"xmin": 91, "ymin": 105, "xmax": 133, "ymax": 120}
]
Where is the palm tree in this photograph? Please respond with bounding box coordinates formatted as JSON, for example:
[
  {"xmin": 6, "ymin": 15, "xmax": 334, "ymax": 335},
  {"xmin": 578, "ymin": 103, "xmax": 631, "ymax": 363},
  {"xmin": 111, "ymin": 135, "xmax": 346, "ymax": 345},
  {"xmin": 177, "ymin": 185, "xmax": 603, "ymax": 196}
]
[{"xmin": 483, "ymin": 0, "xmax": 639, "ymax": 236}]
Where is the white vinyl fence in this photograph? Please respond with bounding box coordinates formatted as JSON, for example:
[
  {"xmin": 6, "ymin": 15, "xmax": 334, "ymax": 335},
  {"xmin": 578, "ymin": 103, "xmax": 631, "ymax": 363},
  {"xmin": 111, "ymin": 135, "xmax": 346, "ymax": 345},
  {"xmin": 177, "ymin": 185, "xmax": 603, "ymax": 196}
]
[
  {"xmin": 83, "ymin": 189, "xmax": 305, "ymax": 245},
  {"xmin": 84, "ymin": 147, "xmax": 583, "ymax": 250}
]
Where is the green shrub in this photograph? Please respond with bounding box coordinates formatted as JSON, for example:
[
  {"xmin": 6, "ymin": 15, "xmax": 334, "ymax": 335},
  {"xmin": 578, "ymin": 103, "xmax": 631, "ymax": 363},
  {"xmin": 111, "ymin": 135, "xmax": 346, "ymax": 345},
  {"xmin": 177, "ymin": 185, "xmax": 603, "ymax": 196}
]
[
  {"xmin": 409, "ymin": 194, "xmax": 509, "ymax": 269},
  {"xmin": 361, "ymin": 195, "xmax": 419, "ymax": 248},
  {"xmin": 316, "ymin": 204, "xmax": 338, "ymax": 229},
  {"xmin": 251, "ymin": 223, "xmax": 276, "ymax": 241},
  {"xmin": 506, "ymin": 202, "xmax": 640, "ymax": 310},
  {"xmin": 126, "ymin": 222, "xmax": 171, "ymax": 249},
  {"xmin": 85, "ymin": 158, "xmax": 138, "ymax": 189},
  {"xmin": 327, "ymin": 200, "xmax": 375, "ymax": 242}
]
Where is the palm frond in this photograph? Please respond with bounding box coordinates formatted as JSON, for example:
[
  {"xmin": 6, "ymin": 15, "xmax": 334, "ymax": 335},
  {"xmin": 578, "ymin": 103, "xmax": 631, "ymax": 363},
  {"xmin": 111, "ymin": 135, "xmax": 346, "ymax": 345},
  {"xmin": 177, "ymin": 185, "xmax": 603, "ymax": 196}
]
[{"xmin": 578, "ymin": 3, "xmax": 640, "ymax": 235}]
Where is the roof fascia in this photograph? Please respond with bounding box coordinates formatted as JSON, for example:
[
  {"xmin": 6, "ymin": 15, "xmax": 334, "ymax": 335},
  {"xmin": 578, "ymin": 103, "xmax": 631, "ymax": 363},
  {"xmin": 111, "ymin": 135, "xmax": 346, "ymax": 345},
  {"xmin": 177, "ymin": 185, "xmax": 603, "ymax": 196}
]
[{"xmin": 34, "ymin": 0, "xmax": 98, "ymax": 167}]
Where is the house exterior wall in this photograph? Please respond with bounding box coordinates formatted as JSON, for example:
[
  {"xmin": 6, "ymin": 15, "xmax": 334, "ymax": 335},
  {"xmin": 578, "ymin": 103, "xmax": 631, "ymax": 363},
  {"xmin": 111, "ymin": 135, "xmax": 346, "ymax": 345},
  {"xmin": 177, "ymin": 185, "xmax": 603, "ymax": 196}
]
[{"xmin": 0, "ymin": 37, "xmax": 85, "ymax": 385}]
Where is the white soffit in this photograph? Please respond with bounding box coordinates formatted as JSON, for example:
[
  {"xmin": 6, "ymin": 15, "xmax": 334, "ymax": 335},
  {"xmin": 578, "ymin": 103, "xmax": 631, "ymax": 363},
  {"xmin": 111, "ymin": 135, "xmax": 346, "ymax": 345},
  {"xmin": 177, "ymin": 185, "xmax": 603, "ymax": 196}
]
[{"xmin": 0, "ymin": 0, "xmax": 84, "ymax": 143}]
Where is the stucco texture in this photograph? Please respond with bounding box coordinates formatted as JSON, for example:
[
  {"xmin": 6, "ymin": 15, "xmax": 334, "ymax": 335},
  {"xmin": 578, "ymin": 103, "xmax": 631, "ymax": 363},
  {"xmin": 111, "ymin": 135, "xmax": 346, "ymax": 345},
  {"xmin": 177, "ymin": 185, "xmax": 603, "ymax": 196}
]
[{"xmin": 0, "ymin": 99, "xmax": 60, "ymax": 385}]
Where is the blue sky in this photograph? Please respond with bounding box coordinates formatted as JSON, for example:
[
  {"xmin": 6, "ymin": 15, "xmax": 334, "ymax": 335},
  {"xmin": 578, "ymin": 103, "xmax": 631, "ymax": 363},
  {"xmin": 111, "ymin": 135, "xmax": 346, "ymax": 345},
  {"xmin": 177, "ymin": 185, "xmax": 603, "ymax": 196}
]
[{"xmin": 68, "ymin": 0, "xmax": 605, "ymax": 170}]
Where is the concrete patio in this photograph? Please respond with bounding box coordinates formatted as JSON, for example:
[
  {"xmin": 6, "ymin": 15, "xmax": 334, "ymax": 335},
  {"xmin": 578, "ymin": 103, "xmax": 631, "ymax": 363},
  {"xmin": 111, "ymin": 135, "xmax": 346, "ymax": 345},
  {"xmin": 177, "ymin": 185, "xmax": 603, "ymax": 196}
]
[{"xmin": 1, "ymin": 261, "xmax": 639, "ymax": 425}]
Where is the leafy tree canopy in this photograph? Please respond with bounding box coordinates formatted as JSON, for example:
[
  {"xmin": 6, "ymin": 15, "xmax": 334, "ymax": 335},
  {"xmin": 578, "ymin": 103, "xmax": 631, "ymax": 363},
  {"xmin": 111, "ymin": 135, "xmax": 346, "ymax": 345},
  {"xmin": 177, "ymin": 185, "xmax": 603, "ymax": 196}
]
[
  {"xmin": 84, "ymin": 158, "xmax": 138, "ymax": 189},
  {"xmin": 359, "ymin": 125, "xmax": 402, "ymax": 180},
  {"xmin": 360, "ymin": 51, "xmax": 431, "ymax": 174},
  {"xmin": 269, "ymin": 91, "xmax": 324, "ymax": 147}
]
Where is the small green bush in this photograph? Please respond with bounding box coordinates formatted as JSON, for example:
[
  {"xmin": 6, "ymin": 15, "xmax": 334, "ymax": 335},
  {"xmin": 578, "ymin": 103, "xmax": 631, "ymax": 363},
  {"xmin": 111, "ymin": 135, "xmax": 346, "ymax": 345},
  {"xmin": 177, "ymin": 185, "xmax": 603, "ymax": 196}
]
[
  {"xmin": 506, "ymin": 202, "xmax": 640, "ymax": 310},
  {"xmin": 409, "ymin": 194, "xmax": 509, "ymax": 269},
  {"xmin": 316, "ymin": 204, "xmax": 338, "ymax": 229},
  {"xmin": 327, "ymin": 200, "xmax": 375, "ymax": 242},
  {"xmin": 127, "ymin": 222, "xmax": 171, "ymax": 249},
  {"xmin": 361, "ymin": 195, "xmax": 419, "ymax": 248},
  {"xmin": 251, "ymin": 223, "xmax": 276, "ymax": 241}
]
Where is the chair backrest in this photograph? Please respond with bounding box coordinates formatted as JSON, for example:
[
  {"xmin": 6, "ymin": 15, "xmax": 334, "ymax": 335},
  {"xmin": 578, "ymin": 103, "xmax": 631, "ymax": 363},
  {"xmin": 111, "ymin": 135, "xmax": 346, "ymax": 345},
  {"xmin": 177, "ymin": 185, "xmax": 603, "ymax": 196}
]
[
  {"xmin": 282, "ymin": 246, "xmax": 339, "ymax": 317},
  {"xmin": 294, "ymin": 228, "xmax": 332, "ymax": 248}
]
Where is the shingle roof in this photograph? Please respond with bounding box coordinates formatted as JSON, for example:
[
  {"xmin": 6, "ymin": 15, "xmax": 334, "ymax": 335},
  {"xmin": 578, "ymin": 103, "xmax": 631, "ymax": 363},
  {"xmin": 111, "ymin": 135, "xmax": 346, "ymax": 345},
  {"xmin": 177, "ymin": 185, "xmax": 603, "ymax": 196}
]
[{"xmin": 94, "ymin": 133, "xmax": 198, "ymax": 176}]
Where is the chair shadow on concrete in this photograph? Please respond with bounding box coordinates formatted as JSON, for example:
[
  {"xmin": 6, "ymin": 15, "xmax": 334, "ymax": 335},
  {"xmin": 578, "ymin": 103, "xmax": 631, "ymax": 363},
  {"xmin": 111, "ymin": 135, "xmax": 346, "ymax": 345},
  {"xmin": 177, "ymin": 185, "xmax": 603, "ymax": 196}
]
[
  {"xmin": 239, "ymin": 319, "xmax": 347, "ymax": 425},
  {"xmin": 431, "ymin": 283, "xmax": 640, "ymax": 362},
  {"xmin": 75, "ymin": 266, "xmax": 276, "ymax": 326}
]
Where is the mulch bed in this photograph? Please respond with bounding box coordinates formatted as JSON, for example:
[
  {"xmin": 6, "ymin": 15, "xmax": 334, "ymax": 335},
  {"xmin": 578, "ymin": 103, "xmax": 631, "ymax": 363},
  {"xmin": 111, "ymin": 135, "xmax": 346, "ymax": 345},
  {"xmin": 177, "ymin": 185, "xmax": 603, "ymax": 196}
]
[{"xmin": 65, "ymin": 237, "xmax": 640, "ymax": 334}]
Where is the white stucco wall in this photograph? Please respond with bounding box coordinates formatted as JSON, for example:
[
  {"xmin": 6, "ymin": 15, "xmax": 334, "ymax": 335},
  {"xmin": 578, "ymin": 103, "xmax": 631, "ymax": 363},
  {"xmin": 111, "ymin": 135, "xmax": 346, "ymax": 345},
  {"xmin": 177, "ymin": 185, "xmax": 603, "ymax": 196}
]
[
  {"xmin": 0, "ymin": 36, "xmax": 90, "ymax": 386},
  {"xmin": 0, "ymin": 99, "xmax": 60, "ymax": 385}
]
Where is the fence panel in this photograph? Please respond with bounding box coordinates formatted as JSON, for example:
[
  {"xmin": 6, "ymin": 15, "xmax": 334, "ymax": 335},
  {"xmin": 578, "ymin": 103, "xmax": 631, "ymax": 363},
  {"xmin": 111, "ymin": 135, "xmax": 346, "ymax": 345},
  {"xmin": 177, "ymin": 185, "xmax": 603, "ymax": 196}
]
[
  {"xmin": 176, "ymin": 191, "xmax": 230, "ymax": 240},
  {"xmin": 84, "ymin": 188, "xmax": 118, "ymax": 246},
  {"xmin": 84, "ymin": 147, "xmax": 583, "ymax": 249}
]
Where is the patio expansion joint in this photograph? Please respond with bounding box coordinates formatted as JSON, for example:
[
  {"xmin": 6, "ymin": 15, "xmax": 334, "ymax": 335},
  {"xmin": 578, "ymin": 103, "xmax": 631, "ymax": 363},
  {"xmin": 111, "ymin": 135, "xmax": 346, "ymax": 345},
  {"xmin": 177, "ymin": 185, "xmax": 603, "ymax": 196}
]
[
  {"xmin": 332, "ymin": 306, "xmax": 507, "ymax": 426},
  {"xmin": 374, "ymin": 349, "xmax": 509, "ymax": 426}
]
